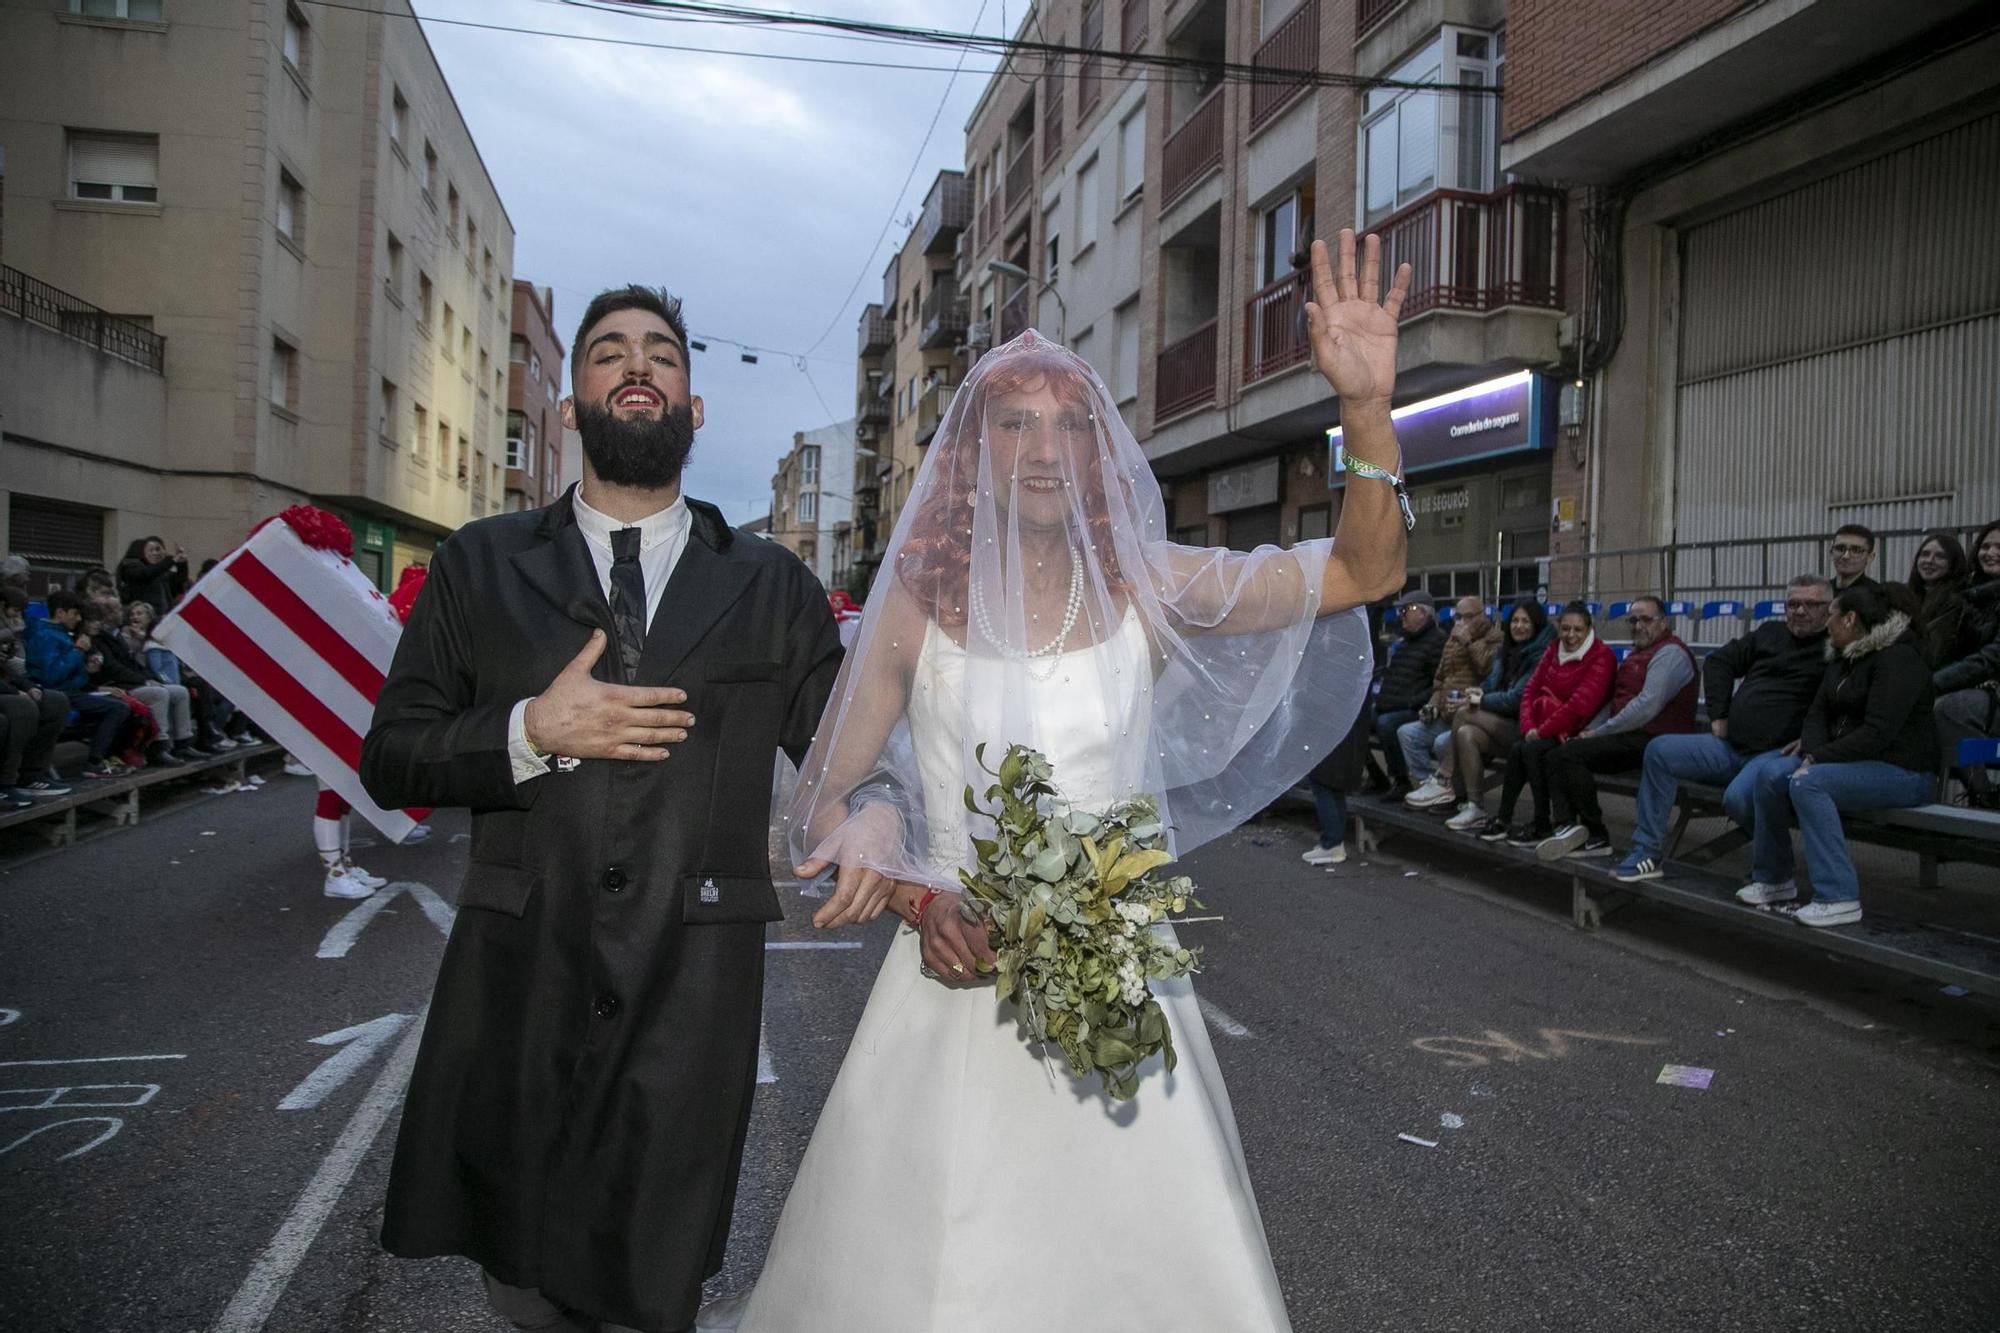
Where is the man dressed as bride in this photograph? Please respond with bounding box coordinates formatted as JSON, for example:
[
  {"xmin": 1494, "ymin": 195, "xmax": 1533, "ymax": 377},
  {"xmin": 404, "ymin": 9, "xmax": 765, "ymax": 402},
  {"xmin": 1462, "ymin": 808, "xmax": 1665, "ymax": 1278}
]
[{"xmin": 705, "ymin": 230, "xmax": 1413, "ymax": 1330}]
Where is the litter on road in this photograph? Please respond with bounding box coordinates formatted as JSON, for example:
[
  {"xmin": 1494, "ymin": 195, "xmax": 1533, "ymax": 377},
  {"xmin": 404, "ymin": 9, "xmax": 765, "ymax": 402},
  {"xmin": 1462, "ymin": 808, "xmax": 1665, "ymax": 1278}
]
[
  {"xmin": 1657, "ymin": 1064, "xmax": 1715, "ymax": 1089},
  {"xmin": 1439, "ymin": 1112, "xmax": 1465, "ymax": 1130},
  {"xmin": 1397, "ymin": 1133, "xmax": 1439, "ymax": 1148}
]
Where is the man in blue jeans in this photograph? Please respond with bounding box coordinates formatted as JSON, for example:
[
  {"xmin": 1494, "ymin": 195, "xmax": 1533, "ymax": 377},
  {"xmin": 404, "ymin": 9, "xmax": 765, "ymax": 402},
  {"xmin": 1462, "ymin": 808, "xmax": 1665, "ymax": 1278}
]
[
  {"xmin": 1370, "ymin": 590, "xmax": 1446, "ymax": 800},
  {"xmin": 1612, "ymin": 575, "xmax": 1833, "ymax": 882},
  {"xmin": 23, "ymin": 590, "xmax": 133, "ymax": 778}
]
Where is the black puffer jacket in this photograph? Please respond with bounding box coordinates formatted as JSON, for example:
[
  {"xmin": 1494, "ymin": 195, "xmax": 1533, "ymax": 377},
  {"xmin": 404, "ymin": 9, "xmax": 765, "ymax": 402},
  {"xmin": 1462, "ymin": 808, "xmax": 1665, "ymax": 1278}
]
[
  {"xmin": 1703, "ymin": 621, "xmax": 1828, "ymax": 756},
  {"xmin": 1376, "ymin": 620, "xmax": 1446, "ymax": 713},
  {"xmin": 1800, "ymin": 612, "xmax": 1937, "ymax": 773},
  {"xmin": 1935, "ymin": 580, "xmax": 2000, "ymax": 694}
]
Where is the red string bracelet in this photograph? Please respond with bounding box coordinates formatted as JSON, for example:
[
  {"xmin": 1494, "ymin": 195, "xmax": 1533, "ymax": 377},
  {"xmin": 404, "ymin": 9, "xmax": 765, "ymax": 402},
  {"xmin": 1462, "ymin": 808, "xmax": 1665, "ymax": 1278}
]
[{"xmin": 909, "ymin": 887, "xmax": 942, "ymax": 928}]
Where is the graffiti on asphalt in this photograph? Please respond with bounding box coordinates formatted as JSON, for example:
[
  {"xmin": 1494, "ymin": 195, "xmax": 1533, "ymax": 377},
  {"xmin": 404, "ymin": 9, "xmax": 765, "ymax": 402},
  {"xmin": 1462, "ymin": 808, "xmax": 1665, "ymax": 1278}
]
[
  {"xmin": 0, "ymin": 1010, "xmax": 186, "ymax": 1164},
  {"xmin": 1410, "ymin": 1028, "xmax": 1667, "ymax": 1068}
]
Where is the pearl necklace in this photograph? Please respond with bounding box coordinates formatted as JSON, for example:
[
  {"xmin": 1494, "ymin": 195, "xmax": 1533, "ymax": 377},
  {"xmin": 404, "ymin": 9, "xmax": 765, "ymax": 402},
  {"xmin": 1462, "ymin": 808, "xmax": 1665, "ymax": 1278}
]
[{"xmin": 969, "ymin": 550, "xmax": 1083, "ymax": 680}]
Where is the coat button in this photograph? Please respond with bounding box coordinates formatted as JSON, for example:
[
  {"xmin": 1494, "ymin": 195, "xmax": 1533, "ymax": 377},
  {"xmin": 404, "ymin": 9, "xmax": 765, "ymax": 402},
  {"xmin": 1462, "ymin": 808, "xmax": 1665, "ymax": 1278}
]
[
  {"xmin": 593, "ymin": 992, "xmax": 620, "ymax": 1019},
  {"xmin": 602, "ymin": 866, "xmax": 626, "ymax": 892}
]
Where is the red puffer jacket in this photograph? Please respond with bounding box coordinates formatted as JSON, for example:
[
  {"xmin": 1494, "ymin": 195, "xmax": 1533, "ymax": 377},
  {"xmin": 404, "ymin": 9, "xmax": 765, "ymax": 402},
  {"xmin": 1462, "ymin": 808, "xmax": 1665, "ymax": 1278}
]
[{"xmin": 1519, "ymin": 636, "xmax": 1616, "ymax": 741}]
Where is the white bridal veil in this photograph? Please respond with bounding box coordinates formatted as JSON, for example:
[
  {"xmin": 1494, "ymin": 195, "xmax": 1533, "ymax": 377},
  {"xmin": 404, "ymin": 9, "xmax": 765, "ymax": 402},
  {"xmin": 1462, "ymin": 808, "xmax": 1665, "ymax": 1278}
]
[{"xmin": 787, "ymin": 330, "xmax": 1376, "ymax": 890}]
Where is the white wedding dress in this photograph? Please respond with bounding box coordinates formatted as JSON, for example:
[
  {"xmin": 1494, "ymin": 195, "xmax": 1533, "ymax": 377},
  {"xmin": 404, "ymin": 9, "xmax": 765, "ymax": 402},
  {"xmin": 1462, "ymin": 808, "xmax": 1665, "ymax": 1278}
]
[{"xmin": 700, "ymin": 612, "xmax": 1294, "ymax": 1332}]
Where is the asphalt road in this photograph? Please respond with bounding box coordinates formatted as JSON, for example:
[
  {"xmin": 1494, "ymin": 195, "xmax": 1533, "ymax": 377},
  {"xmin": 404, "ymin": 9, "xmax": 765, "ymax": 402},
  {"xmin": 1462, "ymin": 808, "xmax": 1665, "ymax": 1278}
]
[{"xmin": 3, "ymin": 771, "xmax": 1997, "ymax": 1332}]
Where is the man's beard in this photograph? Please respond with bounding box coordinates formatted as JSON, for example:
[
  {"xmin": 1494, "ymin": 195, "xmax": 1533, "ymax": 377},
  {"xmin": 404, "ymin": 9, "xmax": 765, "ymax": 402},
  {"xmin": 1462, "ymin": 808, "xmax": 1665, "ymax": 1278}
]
[{"xmin": 575, "ymin": 398, "xmax": 695, "ymax": 489}]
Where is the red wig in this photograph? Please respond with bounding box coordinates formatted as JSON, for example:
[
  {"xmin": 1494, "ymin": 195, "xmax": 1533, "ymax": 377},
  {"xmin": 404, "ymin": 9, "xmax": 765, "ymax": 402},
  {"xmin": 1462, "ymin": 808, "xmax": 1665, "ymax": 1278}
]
[{"xmin": 896, "ymin": 343, "xmax": 1130, "ymax": 626}]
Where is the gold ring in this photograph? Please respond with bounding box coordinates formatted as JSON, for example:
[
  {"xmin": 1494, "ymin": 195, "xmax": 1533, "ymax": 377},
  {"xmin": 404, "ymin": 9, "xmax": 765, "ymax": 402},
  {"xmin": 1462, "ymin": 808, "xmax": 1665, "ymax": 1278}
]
[{"xmin": 951, "ymin": 962, "xmax": 966, "ymax": 975}]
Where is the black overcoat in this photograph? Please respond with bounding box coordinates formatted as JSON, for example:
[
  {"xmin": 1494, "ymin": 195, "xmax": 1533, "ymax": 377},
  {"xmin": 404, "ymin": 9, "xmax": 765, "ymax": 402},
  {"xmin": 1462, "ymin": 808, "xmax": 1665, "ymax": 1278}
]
[{"xmin": 360, "ymin": 487, "xmax": 841, "ymax": 1332}]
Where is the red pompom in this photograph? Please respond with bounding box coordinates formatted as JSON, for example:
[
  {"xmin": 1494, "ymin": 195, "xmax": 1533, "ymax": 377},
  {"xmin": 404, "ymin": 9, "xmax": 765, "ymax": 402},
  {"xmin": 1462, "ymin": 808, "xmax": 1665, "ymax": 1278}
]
[{"xmin": 269, "ymin": 505, "xmax": 356, "ymax": 559}]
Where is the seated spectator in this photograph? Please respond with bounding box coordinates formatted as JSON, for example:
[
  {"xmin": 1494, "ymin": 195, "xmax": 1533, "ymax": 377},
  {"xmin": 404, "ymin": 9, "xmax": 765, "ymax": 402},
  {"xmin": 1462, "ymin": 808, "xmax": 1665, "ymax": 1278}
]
[
  {"xmin": 92, "ymin": 604, "xmax": 203, "ymax": 766},
  {"xmin": 1370, "ymin": 591, "xmax": 1447, "ymax": 800},
  {"xmin": 77, "ymin": 565, "xmax": 119, "ymax": 604},
  {"xmin": 1935, "ymin": 519, "xmax": 2000, "ymax": 808},
  {"xmin": 24, "ymin": 591, "xmax": 132, "ymax": 779},
  {"xmin": 1829, "ymin": 523, "xmax": 1878, "ymax": 594},
  {"xmin": 1401, "ymin": 596, "xmax": 1501, "ymax": 809},
  {"xmin": 1907, "ymin": 530, "xmax": 1969, "ymax": 668},
  {"xmin": 1469, "ymin": 603, "xmax": 1616, "ymax": 844},
  {"xmin": 1612, "ymin": 576, "xmax": 1834, "ymax": 882},
  {"xmin": 1442, "ymin": 601, "xmax": 1552, "ymax": 830},
  {"xmin": 1534, "ymin": 597, "xmax": 1700, "ymax": 860},
  {"xmin": 117, "ymin": 536, "xmax": 191, "ymax": 620},
  {"xmin": 2, "ymin": 586, "xmax": 74, "ymax": 805},
  {"xmin": 1735, "ymin": 583, "xmax": 1937, "ymax": 927}
]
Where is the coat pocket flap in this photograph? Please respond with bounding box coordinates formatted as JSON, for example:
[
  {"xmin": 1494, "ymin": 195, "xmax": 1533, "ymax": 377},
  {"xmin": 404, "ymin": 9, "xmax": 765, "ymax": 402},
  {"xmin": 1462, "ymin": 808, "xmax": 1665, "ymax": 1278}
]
[
  {"xmin": 681, "ymin": 873, "xmax": 783, "ymax": 924},
  {"xmin": 458, "ymin": 863, "xmax": 538, "ymax": 918},
  {"xmin": 704, "ymin": 659, "xmax": 783, "ymax": 683}
]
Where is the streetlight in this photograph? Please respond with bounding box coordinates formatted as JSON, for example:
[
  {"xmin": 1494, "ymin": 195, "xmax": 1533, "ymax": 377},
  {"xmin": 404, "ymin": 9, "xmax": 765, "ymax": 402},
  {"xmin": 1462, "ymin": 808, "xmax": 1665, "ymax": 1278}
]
[{"xmin": 987, "ymin": 259, "xmax": 1066, "ymax": 344}]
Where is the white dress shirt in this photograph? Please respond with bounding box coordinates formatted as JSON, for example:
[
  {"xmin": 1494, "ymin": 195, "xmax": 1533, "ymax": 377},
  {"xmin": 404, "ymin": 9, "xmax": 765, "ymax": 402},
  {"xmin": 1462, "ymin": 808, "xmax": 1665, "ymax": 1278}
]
[{"xmin": 508, "ymin": 489, "xmax": 693, "ymax": 782}]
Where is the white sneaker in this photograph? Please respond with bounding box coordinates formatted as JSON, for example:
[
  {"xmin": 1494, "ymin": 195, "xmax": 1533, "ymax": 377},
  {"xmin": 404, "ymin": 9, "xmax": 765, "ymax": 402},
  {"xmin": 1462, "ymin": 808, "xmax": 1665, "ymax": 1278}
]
[
  {"xmin": 1793, "ymin": 898, "xmax": 1862, "ymax": 928},
  {"xmin": 210, "ymin": 736, "xmax": 239, "ymax": 751},
  {"xmin": 1735, "ymin": 878, "xmax": 1799, "ymax": 907},
  {"xmin": 1445, "ymin": 802, "xmax": 1486, "ymax": 831},
  {"xmin": 1404, "ymin": 778, "xmax": 1455, "ymax": 809},
  {"xmin": 283, "ymin": 757, "xmax": 313, "ymax": 778},
  {"xmin": 324, "ymin": 866, "xmax": 376, "ymax": 899},
  {"xmin": 403, "ymin": 822, "xmax": 432, "ymax": 844},
  {"xmin": 341, "ymin": 860, "xmax": 388, "ymax": 890},
  {"xmin": 1301, "ymin": 843, "xmax": 1347, "ymax": 867},
  {"xmin": 1536, "ymin": 824, "xmax": 1591, "ymax": 862}
]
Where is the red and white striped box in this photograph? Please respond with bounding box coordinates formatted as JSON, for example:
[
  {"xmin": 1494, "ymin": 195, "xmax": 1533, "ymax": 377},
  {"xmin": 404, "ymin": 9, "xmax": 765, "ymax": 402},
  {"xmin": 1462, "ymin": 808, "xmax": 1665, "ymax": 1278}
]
[{"xmin": 154, "ymin": 518, "xmax": 429, "ymax": 842}]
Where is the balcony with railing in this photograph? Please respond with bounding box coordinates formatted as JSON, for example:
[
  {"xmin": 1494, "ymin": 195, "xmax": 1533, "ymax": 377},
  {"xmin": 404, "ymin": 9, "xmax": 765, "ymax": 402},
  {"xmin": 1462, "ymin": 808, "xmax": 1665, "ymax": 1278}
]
[
  {"xmin": 1155, "ymin": 318, "xmax": 1219, "ymax": 420},
  {"xmin": 1042, "ymin": 76, "xmax": 1064, "ymax": 159},
  {"xmin": 1161, "ymin": 88, "xmax": 1224, "ymax": 207},
  {"xmin": 857, "ymin": 302, "xmax": 891, "ymax": 358},
  {"xmin": 2, "ymin": 264, "xmax": 166, "ymax": 373},
  {"xmin": 979, "ymin": 188, "xmax": 1001, "ymax": 247},
  {"xmin": 920, "ymin": 173, "xmax": 972, "ymax": 256},
  {"xmin": 1249, "ymin": 0, "xmax": 1316, "ymax": 133},
  {"xmin": 1357, "ymin": 0, "xmax": 1405, "ymax": 35},
  {"xmin": 915, "ymin": 382, "xmax": 957, "ymax": 445},
  {"xmin": 857, "ymin": 386, "xmax": 891, "ymax": 430},
  {"xmin": 1243, "ymin": 271, "xmax": 1311, "ymax": 383},
  {"xmin": 1079, "ymin": 0, "xmax": 1104, "ymax": 115},
  {"xmin": 920, "ymin": 284, "xmax": 967, "ymax": 349},
  {"xmin": 1005, "ymin": 141, "xmax": 1035, "ymax": 215},
  {"xmin": 1121, "ymin": 0, "xmax": 1148, "ymax": 51},
  {"xmin": 998, "ymin": 285, "xmax": 1032, "ymax": 345},
  {"xmin": 1377, "ymin": 185, "xmax": 1565, "ymax": 318}
]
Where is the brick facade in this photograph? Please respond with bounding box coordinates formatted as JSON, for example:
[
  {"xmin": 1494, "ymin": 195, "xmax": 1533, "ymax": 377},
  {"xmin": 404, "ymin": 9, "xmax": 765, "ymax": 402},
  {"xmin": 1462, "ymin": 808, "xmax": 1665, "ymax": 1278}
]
[{"xmin": 1502, "ymin": 0, "xmax": 1756, "ymax": 140}]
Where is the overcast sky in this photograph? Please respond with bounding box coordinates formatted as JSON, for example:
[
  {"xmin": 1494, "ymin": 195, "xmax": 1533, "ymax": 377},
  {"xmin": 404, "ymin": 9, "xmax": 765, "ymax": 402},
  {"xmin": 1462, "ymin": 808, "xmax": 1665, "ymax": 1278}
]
[{"xmin": 419, "ymin": 0, "xmax": 1002, "ymax": 524}]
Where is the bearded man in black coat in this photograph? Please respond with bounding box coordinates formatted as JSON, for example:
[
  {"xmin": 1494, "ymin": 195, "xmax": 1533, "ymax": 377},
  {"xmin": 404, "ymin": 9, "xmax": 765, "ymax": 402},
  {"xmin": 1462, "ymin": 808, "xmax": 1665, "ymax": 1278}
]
[{"xmin": 362, "ymin": 286, "xmax": 881, "ymax": 1333}]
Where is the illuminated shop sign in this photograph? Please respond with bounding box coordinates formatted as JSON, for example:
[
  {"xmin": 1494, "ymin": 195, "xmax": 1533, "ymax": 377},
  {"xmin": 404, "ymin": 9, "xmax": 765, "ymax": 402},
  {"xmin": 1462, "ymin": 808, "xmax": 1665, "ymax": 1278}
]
[{"xmin": 1327, "ymin": 370, "xmax": 1550, "ymax": 480}]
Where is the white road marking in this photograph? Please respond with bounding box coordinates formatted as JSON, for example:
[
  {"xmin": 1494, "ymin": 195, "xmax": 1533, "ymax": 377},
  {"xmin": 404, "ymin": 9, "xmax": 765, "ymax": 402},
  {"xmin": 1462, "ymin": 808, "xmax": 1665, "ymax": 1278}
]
[
  {"xmin": 1197, "ymin": 996, "xmax": 1253, "ymax": 1039},
  {"xmin": 765, "ymin": 941, "xmax": 863, "ymax": 950},
  {"xmin": 209, "ymin": 1007, "xmax": 429, "ymax": 1333},
  {"xmin": 316, "ymin": 882, "xmax": 454, "ymax": 959},
  {"xmin": 757, "ymin": 1023, "xmax": 777, "ymax": 1085},
  {"xmin": 0, "ymin": 1116, "xmax": 124, "ymax": 1162},
  {"xmin": 276, "ymin": 1014, "xmax": 415, "ymax": 1112},
  {"xmin": 0, "ymin": 1054, "xmax": 186, "ymax": 1068}
]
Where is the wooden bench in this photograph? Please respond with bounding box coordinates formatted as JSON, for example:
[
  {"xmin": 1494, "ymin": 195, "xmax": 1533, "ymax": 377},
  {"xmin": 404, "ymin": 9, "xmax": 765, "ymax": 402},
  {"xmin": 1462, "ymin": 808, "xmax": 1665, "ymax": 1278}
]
[
  {"xmin": 0, "ymin": 742, "xmax": 282, "ymax": 848},
  {"xmin": 1346, "ymin": 783, "xmax": 2000, "ymax": 996}
]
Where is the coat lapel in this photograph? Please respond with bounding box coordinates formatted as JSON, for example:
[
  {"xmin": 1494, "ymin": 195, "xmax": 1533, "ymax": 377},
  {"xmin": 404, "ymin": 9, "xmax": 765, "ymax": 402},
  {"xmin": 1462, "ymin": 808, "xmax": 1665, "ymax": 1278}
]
[
  {"xmin": 639, "ymin": 499, "xmax": 755, "ymax": 686},
  {"xmin": 510, "ymin": 490, "xmax": 615, "ymax": 641}
]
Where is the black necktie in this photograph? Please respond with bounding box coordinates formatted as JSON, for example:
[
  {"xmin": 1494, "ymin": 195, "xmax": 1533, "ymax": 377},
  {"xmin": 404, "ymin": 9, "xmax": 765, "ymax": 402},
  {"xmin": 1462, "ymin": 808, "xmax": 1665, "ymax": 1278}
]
[{"xmin": 609, "ymin": 526, "xmax": 646, "ymax": 684}]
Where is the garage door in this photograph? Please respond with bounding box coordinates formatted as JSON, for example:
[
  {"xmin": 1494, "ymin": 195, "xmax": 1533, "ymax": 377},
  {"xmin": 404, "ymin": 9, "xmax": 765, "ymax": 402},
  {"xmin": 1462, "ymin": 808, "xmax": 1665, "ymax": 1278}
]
[{"xmin": 1673, "ymin": 109, "xmax": 2000, "ymax": 582}]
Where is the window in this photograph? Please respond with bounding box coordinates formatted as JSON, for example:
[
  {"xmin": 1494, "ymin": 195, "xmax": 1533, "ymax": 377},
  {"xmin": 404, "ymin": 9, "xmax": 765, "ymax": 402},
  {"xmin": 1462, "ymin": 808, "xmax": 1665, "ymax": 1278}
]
[
  {"xmin": 71, "ymin": 0, "xmax": 163, "ymax": 18},
  {"xmin": 528, "ymin": 351, "xmax": 541, "ymax": 379},
  {"xmin": 1112, "ymin": 300, "xmax": 1140, "ymax": 404},
  {"xmin": 506, "ymin": 410, "xmax": 525, "ymax": 468},
  {"xmin": 378, "ymin": 379, "xmax": 398, "ymax": 442},
  {"xmin": 1258, "ymin": 184, "xmax": 1314, "ymax": 286},
  {"xmin": 483, "ymin": 248, "xmax": 494, "ymax": 284},
  {"xmin": 421, "ymin": 141, "xmax": 437, "ymax": 197},
  {"xmin": 281, "ymin": 4, "xmax": 308, "ymax": 81},
  {"xmin": 1045, "ymin": 232, "xmax": 1061, "ymax": 282},
  {"xmin": 546, "ymin": 377, "xmax": 558, "ymax": 404},
  {"xmin": 510, "ymin": 335, "xmax": 529, "ymax": 363},
  {"xmin": 461, "ymin": 327, "xmax": 473, "ymax": 365},
  {"xmin": 523, "ymin": 419, "xmax": 537, "ymax": 477},
  {"xmin": 269, "ymin": 338, "xmax": 298, "ymax": 411},
  {"xmin": 798, "ymin": 491, "xmax": 818, "ymax": 525},
  {"xmin": 1075, "ymin": 158, "xmax": 1100, "ymax": 250},
  {"xmin": 441, "ymin": 304, "xmax": 455, "ymax": 357},
  {"xmin": 801, "ymin": 445, "xmax": 820, "ymax": 489},
  {"xmin": 1296, "ymin": 503, "xmax": 1332, "ymax": 543},
  {"xmin": 389, "ymin": 87, "xmax": 408, "ymax": 152},
  {"xmin": 447, "ymin": 184, "xmax": 460, "ymax": 240},
  {"xmin": 437, "ymin": 419, "xmax": 451, "ymax": 471},
  {"xmin": 466, "ymin": 216, "xmax": 477, "ymax": 256},
  {"xmin": 1360, "ymin": 30, "xmax": 1497, "ymax": 226},
  {"xmin": 1117, "ymin": 107, "xmax": 1146, "ymax": 200},
  {"xmin": 414, "ymin": 405, "xmax": 429, "ymax": 458},
  {"xmin": 456, "ymin": 432, "xmax": 469, "ymax": 484},
  {"xmin": 276, "ymin": 169, "xmax": 304, "ymax": 244},
  {"xmin": 418, "ymin": 272, "xmax": 434, "ymax": 328},
  {"xmin": 385, "ymin": 232, "xmax": 404, "ymax": 298},
  {"xmin": 68, "ymin": 132, "xmax": 158, "ymax": 203}
]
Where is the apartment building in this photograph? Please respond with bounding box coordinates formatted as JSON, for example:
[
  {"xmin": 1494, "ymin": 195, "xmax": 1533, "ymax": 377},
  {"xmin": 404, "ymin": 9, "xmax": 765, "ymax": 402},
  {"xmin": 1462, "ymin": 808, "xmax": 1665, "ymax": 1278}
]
[
  {"xmin": 506, "ymin": 280, "xmax": 564, "ymax": 513},
  {"xmin": 953, "ymin": 0, "xmax": 1569, "ymax": 602},
  {"xmin": 0, "ymin": 0, "xmax": 514, "ymax": 590},
  {"xmin": 769, "ymin": 419, "xmax": 855, "ymax": 590},
  {"xmin": 1503, "ymin": 0, "xmax": 1999, "ymax": 590},
  {"xmin": 846, "ymin": 168, "xmax": 967, "ymax": 590}
]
